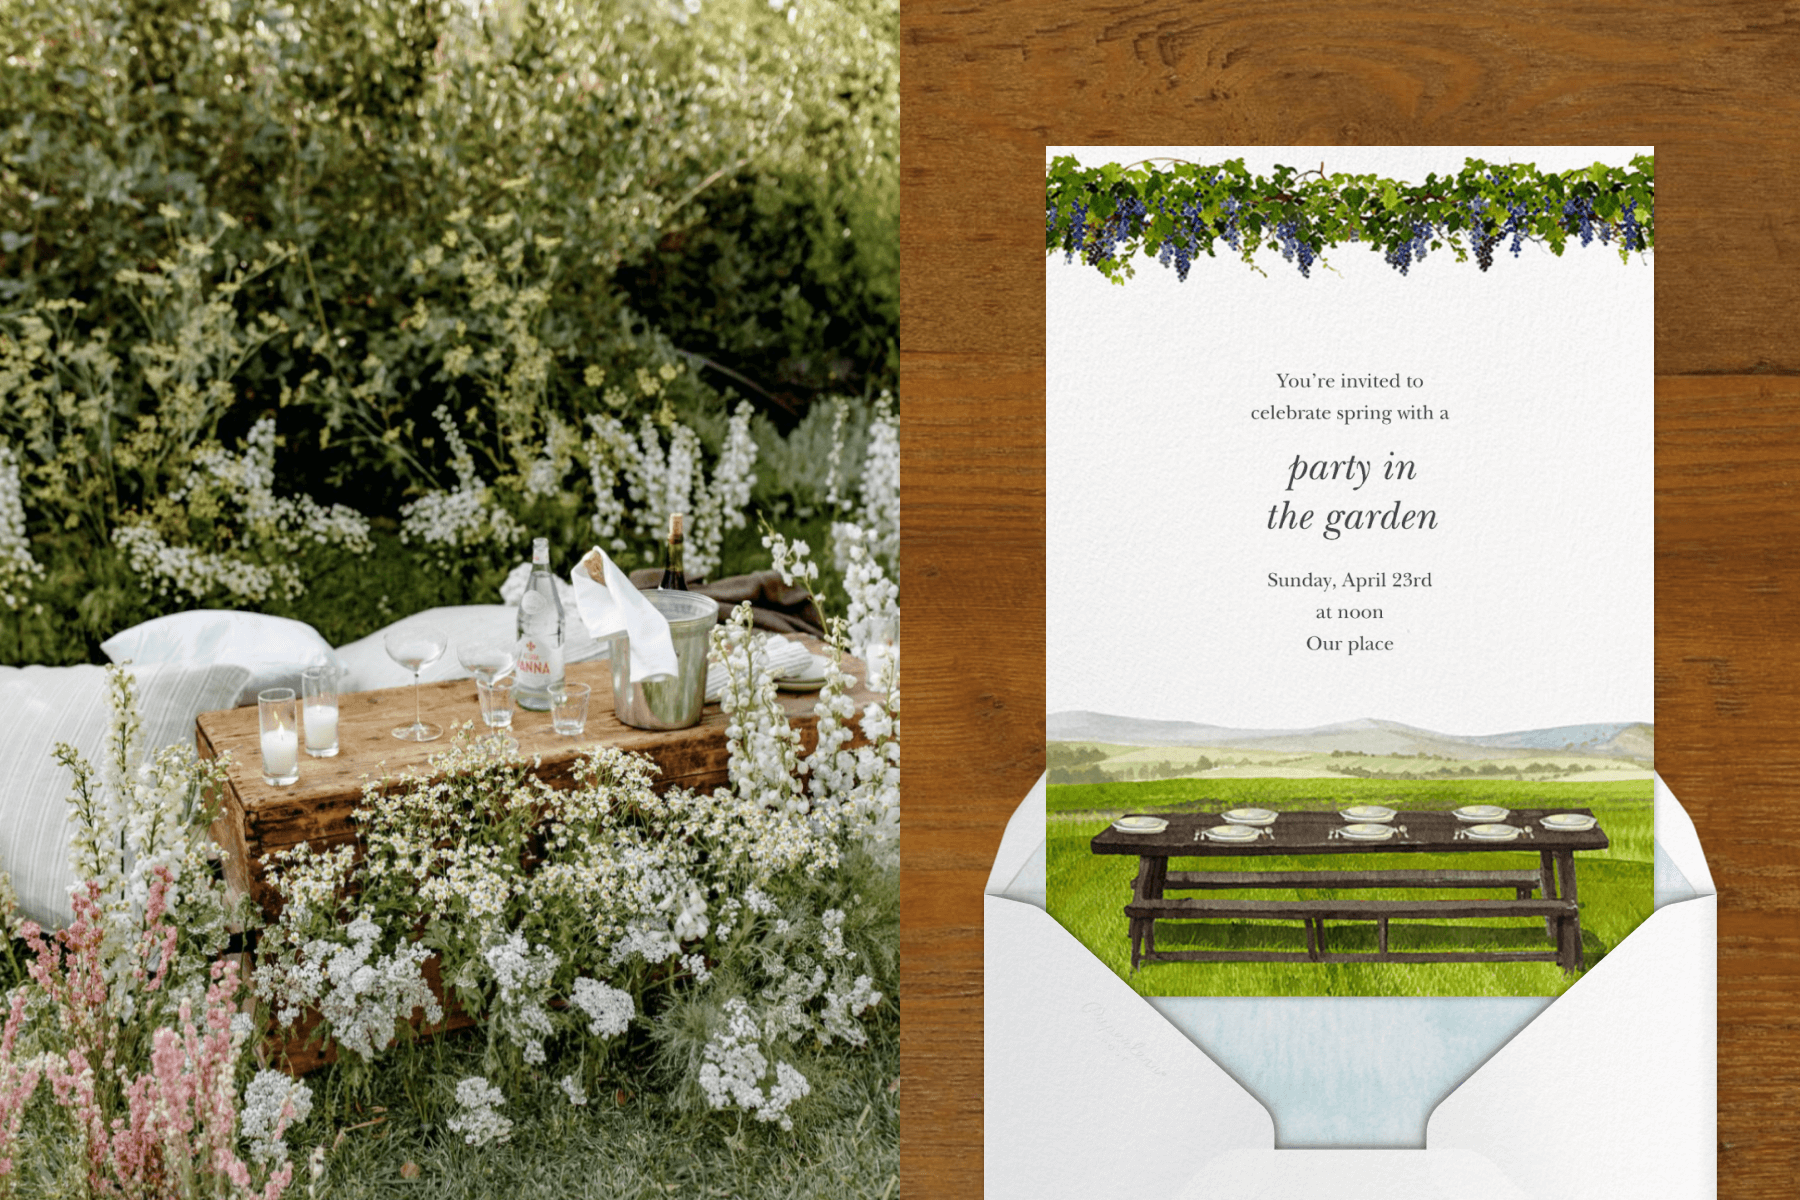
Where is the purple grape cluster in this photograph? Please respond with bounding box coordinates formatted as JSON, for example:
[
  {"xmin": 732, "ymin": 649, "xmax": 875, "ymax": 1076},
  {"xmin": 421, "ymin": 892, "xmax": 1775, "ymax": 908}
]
[
  {"xmin": 1053, "ymin": 199, "xmax": 1090, "ymax": 264},
  {"xmin": 1503, "ymin": 198, "xmax": 1534, "ymax": 257},
  {"xmin": 1464, "ymin": 197, "xmax": 1496, "ymax": 271},
  {"xmin": 1619, "ymin": 198, "xmax": 1646, "ymax": 252},
  {"xmin": 1382, "ymin": 218, "xmax": 1436, "ymax": 276},
  {"xmin": 1562, "ymin": 194, "xmax": 1600, "ymax": 247},
  {"xmin": 1273, "ymin": 218, "xmax": 1317, "ymax": 277}
]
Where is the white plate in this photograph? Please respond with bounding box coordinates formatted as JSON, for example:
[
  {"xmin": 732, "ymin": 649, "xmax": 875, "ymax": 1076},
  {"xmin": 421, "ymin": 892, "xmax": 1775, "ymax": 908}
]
[
  {"xmin": 1221, "ymin": 807, "xmax": 1277, "ymax": 826},
  {"xmin": 1464, "ymin": 823, "xmax": 1520, "ymax": 841},
  {"xmin": 1339, "ymin": 823, "xmax": 1395, "ymax": 841},
  {"xmin": 1340, "ymin": 805, "xmax": 1396, "ymax": 823},
  {"xmin": 1541, "ymin": 813, "xmax": 1598, "ymax": 832},
  {"xmin": 1111, "ymin": 816, "xmax": 1169, "ymax": 834},
  {"xmin": 1203, "ymin": 824, "xmax": 1262, "ymax": 843},
  {"xmin": 1454, "ymin": 805, "xmax": 1510, "ymax": 822}
]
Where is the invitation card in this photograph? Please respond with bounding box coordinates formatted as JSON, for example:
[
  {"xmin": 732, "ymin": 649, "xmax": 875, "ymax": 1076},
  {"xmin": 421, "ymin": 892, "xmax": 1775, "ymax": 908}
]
[
  {"xmin": 1043, "ymin": 145, "xmax": 1653, "ymax": 999},
  {"xmin": 985, "ymin": 146, "xmax": 1713, "ymax": 1199}
]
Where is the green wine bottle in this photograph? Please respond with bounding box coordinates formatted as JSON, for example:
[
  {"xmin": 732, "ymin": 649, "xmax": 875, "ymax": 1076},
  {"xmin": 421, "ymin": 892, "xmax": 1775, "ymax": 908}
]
[{"xmin": 659, "ymin": 513, "xmax": 688, "ymax": 591}]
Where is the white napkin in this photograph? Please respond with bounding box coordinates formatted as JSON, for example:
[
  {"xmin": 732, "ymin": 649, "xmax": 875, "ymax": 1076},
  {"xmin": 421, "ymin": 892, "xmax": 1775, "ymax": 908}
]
[
  {"xmin": 569, "ymin": 547, "xmax": 678, "ymax": 681},
  {"xmin": 704, "ymin": 635, "xmax": 819, "ymax": 702}
]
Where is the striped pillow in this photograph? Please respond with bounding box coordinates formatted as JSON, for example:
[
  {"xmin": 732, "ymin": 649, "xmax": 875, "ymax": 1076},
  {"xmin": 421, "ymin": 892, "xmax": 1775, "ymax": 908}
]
[{"xmin": 0, "ymin": 662, "xmax": 251, "ymax": 928}]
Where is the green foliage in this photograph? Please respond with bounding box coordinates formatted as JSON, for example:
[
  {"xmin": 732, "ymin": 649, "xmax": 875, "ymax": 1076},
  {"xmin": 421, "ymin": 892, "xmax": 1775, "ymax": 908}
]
[
  {"xmin": 1046, "ymin": 154, "xmax": 1654, "ymax": 281},
  {"xmin": 0, "ymin": 0, "xmax": 898, "ymax": 663}
]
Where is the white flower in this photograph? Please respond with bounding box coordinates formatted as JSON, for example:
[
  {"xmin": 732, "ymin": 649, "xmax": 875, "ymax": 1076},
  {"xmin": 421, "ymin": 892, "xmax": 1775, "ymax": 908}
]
[
  {"xmin": 820, "ymin": 974, "xmax": 882, "ymax": 1047},
  {"xmin": 584, "ymin": 402, "xmax": 758, "ymax": 580},
  {"xmin": 241, "ymin": 1070, "xmax": 314, "ymax": 1166},
  {"xmin": 570, "ymin": 976, "xmax": 634, "ymax": 1038},
  {"xmin": 253, "ymin": 915, "xmax": 443, "ymax": 1061},
  {"xmin": 114, "ymin": 417, "xmax": 371, "ymax": 605},
  {"xmin": 697, "ymin": 998, "xmax": 812, "ymax": 1130},
  {"xmin": 853, "ymin": 391, "xmax": 898, "ymax": 573},
  {"xmin": 447, "ymin": 1076, "xmax": 513, "ymax": 1146},
  {"xmin": 400, "ymin": 405, "xmax": 524, "ymax": 566},
  {"xmin": 0, "ymin": 443, "xmax": 44, "ymax": 609},
  {"xmin": 482, "ymin": 931, "xmax": 561, "ymax": 1063},
  {"xmin": 830, "ymin": 521, "xmax": 900, "ymax": 689}
]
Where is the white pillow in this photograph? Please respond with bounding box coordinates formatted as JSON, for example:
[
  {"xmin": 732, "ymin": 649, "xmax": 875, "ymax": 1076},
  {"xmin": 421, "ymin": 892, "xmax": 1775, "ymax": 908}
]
[
  {"xmin": 101, "ymin": 610, "xmax": 341, "ymax": 707},
  {"xmin": 332, "ymin": 604, "xmax": 608, "ymax": 694},
  {"xmin": 0, "ymin": 662, "xmax": 252, "ymax": 928}
]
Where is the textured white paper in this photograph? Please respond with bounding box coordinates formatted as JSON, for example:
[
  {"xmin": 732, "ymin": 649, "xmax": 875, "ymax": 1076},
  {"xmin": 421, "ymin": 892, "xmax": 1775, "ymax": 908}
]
[
  {"xmin": 1022, "ymin": 146, "xmax": 1676, "ymax": 1180},
  {"xmin": 1048, "ymin": 145, "xmax": 1652, "ymax": 731}
]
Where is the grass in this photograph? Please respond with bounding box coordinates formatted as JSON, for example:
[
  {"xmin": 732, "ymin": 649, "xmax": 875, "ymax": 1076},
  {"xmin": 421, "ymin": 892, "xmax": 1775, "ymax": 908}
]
[
  {"xmin": 1046, "ymin": 777, "xmax": 1653, "ymax": 999},
  {"xmin": 11, "ymin": 1015, "xmax": 899, "ymax": 1200}
]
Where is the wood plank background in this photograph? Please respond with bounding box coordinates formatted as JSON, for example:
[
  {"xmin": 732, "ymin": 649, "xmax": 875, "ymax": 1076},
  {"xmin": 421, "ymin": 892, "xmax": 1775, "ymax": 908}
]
[{"xmin": 899, "ymin": 7, "xmax": 1800, "ymax": 1196}]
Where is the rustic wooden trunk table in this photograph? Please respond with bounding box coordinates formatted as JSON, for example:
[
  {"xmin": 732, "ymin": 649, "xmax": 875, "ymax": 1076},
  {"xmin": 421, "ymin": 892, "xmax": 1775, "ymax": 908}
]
[
  {"xmin": 1088, "ymin": 809, "xmax": 1608, "ymax": 974},
  {"xmin": 199, "ymin": 638, "xmax": 874, "ymax": 1072},
  {"xmin": 199, "ymin": 638, "xmax": 874, "ymax": 916}
]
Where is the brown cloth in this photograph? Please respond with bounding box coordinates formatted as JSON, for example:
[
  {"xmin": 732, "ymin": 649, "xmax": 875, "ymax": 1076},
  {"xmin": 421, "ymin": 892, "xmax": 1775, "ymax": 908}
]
[{"xmin": 626, "ymin": 568, "xmax": 825, "ymax": 638}]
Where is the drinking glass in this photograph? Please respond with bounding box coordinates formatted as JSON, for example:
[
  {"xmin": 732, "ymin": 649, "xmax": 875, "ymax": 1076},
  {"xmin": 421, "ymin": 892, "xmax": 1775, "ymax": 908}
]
[
  {"xmin": 385, "ymin": 625, "xmax": 447, "ymax": 741},
  {"xmin": 478, "ymin": 678, "xmax": 520, "ymax": 753},
  {"xmin": 478, "ymin": 678, "xmax": 516, "ymax": 730},
  {"xmin": 301, "ymin": 664, "xmax": 340, "ymax": 757},
  {"xmin": 550, "ymin": 682, "xmax": 590, "ymax": 736},
  {"xmin": 258, "ymin": 687, "xmax": 300, "ymax": 786}
]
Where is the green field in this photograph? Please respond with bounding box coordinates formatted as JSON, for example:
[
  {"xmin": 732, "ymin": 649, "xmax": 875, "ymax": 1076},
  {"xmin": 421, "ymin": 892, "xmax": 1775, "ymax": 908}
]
[
  {"xmin": 1046, "ymin": 777, "xmax": 1653, "ymax": 998},
  {"xmin": 1049, "ymin": 741, "xmax": 1651, "ymax": 785}
]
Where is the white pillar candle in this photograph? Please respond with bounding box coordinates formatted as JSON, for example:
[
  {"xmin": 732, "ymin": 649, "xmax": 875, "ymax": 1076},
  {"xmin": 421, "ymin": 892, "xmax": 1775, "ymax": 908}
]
[
  {"xmin": 261, "ymin": 727, "xmax": 299, "ymax": 776},
  {"xmin": 304, "ymin": 704, "xmax": 338, "ymax": 750}
]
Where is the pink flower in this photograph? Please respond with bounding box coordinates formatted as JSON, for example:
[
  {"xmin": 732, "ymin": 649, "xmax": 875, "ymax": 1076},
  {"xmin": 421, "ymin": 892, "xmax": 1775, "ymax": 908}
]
[{"xmin": 10, "ymin": 877, "xmax": 298, "ymax": 1199}]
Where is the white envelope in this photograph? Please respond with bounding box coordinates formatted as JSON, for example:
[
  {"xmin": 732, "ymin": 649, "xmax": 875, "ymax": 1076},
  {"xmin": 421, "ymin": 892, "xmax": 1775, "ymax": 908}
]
[{"xmin": 985, "ymin": 773, "xmax": 1715, "ymax": 1199}]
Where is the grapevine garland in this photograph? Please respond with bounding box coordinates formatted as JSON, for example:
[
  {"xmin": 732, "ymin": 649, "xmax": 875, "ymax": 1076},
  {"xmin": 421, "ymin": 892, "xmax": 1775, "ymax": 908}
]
[{"xmin": 1046, "ymin": 155, "xmax": 1653, "ymax": 281}]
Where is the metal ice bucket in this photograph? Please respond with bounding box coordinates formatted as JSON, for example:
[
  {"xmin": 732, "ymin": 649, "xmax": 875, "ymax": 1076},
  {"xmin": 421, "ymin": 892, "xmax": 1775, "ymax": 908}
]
[{"xmin": 609, "ymin": 590, "xmax": 719, "ymax": 730}]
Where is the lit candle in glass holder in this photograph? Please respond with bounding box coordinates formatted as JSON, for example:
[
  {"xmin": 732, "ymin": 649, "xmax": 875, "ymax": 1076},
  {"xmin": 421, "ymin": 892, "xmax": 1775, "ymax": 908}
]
[{"xmin": 258, "ymin": 687, "xmax": 300, "ymax": 786}]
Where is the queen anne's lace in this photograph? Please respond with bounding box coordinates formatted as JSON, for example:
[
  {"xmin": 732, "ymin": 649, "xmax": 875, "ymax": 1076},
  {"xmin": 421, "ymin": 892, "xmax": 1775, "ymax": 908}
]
[
  {"xmin": 447, "ymin": 1076, "xmax": 513, "ymax": 1146},
  {"xmin": 240, "ymin": 1069, "xmax": 314, "ymax": 1167},
  {"xmin": 248, "ymin": 528, "xmax": 894, "ymax": 1142},
  {"xmin": 696, "ymin": 998, "xmax": 812, "ymax": 1130},
  {"xmin": 483, "ymin": 932, "xmax": 560, "ymax": 1064},
  {"xmin": 255, "ymin": 916, "xmax": 442, "ymax": 1061},
  {"xmin": 570, "ymin": 977, "xmax": 634, "ymax": 1038}
]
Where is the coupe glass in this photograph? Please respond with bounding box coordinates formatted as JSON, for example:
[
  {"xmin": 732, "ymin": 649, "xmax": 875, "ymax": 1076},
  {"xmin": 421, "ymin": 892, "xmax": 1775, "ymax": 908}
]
[
  {"xmin": 457, "ymin": 640, "xmax": 516, "ymax": 691},
  {"xmin": 385, "ymin": 625, "xmax": 448, "ymax": 741}
]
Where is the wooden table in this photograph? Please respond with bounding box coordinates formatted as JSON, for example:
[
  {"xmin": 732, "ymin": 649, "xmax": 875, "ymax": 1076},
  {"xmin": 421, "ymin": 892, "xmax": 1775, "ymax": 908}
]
[
  {"xmin": 198, "ymin": 639, "xmax": 874, "ymax": 916},
  {"xmin": 1089, "ymin": 809, "xmax": 1609, "ymax": 974}
]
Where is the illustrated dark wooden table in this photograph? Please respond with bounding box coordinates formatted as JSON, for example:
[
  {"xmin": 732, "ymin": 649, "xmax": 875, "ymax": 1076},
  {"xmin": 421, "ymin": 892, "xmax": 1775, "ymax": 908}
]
[{"xmin": 1090, "ymin": 810, "xmax": 1609, "ymax": 973}]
